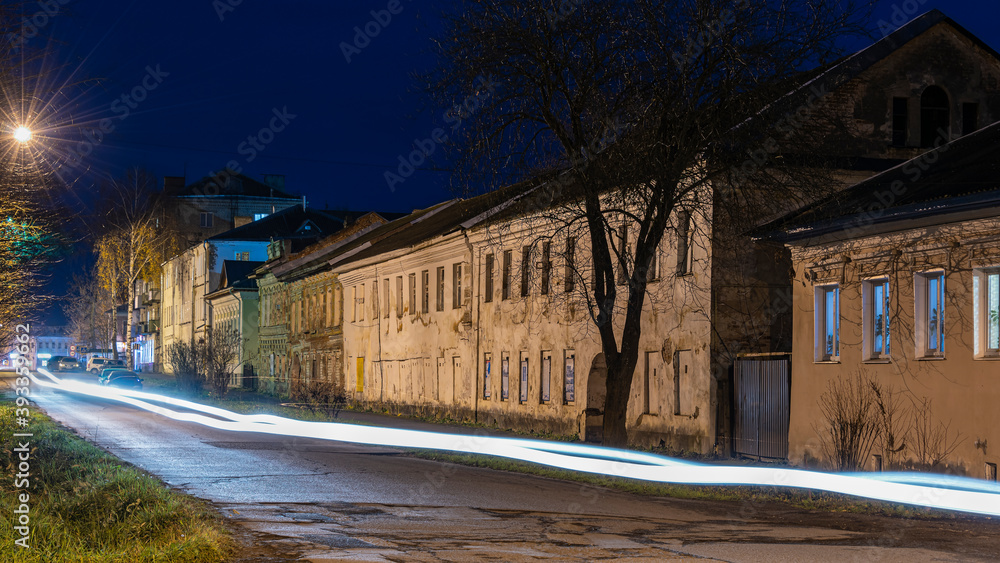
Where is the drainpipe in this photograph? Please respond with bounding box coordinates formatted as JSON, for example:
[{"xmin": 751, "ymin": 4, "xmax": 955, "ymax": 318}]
[{"xmin": 463, "ymin": 230, "xmax": 480, "ymax": 423}]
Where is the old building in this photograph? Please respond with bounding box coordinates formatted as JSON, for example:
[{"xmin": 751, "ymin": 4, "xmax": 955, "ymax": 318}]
[
  {"xmin": 204, "ymin": 260, "xmax": 264, "ymax": 387},
  {"xmin": 256, "ymin": 211, "xmax": 399, "ymax": 396},
  {"xmin": 160, "ymin": 204, "xmax": 351, "ymax": 373},
  {"xmin": 760, "ymin": 119, "xmax": 1000, "ymax": 478}
]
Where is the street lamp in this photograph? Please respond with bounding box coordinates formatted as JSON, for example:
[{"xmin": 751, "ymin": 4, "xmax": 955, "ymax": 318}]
[{"xmin": 13, "ymin": 126, "xmax": 31, "ymax": 143}]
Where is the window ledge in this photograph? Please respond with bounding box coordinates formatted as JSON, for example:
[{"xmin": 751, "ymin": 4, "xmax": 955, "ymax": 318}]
[
  {"xmin": 916, "ymin": 356, "xmax": 946, "ymax": 361},
  {"xmin": 813, "ymin": 360, "xmax": 841, "ymax": 364},
  {"xmin": 974, "ymin": 355, "xmax": 1000, "ymax": 361},
  {"xmin": 862, "ymin": 359, "xmax": 893, "ymax": 364}
]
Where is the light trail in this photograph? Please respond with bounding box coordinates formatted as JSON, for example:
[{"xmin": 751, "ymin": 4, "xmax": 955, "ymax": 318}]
[{"xmin": 28, "ymin": 369, "xmax": 1000, "ymax": 517}]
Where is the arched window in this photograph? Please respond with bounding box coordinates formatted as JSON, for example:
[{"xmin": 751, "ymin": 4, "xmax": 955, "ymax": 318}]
[{"xmin": 920, "ymin": 86, "xmax": 949, "ymax": 147}]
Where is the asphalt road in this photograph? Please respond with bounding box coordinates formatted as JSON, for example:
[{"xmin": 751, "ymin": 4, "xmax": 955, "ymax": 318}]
[{"xmin": 17, "ymin": 372, "xmax": 1000, "ymax": 562}]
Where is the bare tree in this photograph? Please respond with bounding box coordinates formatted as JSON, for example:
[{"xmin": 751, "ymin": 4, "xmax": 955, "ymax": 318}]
[
  {"xmin": 818, "ymin": 370, "xmax": 880, "ymax": 471},
  {"xmin": 166, "ymin": 340, "xmax": 203, "ymax": 393},
  {"xmin": 425, "ymin": 0, "xmax": 872, "ymax": 446},
  {"xmin": 92, "ymin": 168, "xmax": 179, "ymax": 366},
  {"xmin": 200, "ymin": 327, "xmax": 242, "ymax": 398},
  {"xmin": 63, "ymin": 272, "xmax": 116, "ymax": 354}
]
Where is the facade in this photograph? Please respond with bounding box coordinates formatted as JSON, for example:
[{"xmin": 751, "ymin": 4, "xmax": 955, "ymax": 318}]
[
  {"xmin": 204, "ymin": 260, "xmax": 263, "ymax": 387},
  {"xmin": 762, "ymin": 120, "xmax": 1000, "ymax": 477},
  {"xmin": 256, "ymin": 212, "xmax": 399, "ymax": 396}
]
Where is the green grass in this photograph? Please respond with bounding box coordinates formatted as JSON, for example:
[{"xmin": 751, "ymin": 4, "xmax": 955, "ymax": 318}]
[{"xmin": 0, "ymin": 399, "xmax": 232, "ymax": 563}]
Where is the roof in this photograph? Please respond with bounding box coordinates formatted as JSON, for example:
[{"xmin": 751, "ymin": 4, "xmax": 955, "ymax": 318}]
[
  {"xmin": 754, "ymin": 10, "xmax": 1000, "ymax": 129},
  {"xmin": 757, "ymin": 119, "xmax": 1000, "ymax": 242},
  {"xmin": 328, "ymin": 179, "xmax": 550, "ymax": 271},
  {"xmin": 166, "ymin": 171, "xmax": 299, "ymax": 199},
  {"xmin": 206, "ymin": 205, "xmax": 354, "ymax": 242}
]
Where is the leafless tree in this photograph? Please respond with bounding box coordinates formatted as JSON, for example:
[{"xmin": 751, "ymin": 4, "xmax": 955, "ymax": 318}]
[
  {"xmin": 425, "ymin": 0, "xmax": 873, "ymax": 446},
  {"xmin": 818, "ymin": 369, "xmax": 880, "ymax": 471},
  {"xmin": 200, "ymin": 327, "xmax": 242, "ymax": 398}
]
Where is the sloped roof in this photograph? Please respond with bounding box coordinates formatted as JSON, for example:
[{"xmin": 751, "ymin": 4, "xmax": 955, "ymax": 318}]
[
  {"xmin": 757, "ymin": 119, "xmax": 1000, "ymax": 242},
  {"xmin": 206, "ymin": 205, "xmax": 352, "ymax": 242},
  {"xmin": 328, "ymin": 179, "xmax": 549, "ymax": 271},
  {"xmin": 167, "ymin": 171, "xmax": 299, "ymax": 199},
  {"xmin": 217, "ymin": 260, "xmax": 265, "ymax": 291},
  {"xmin": 754, "ymin": 10, "xmax": 1000, "ymax": 128}
]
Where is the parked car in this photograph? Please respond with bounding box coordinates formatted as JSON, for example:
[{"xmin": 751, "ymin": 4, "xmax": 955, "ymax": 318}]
[
  {"xmin": 99, "ymin": 367, "xmax": 130, "ymax": 384},
  {"xmin": 55, "ymin": 357, "xmax": 81, "ymax": 371},
  {"xmin": 87, "ymin": 357, "xmax": 125, "ymax": 374},
  {"xmin": 103, "ymin": 371, "xmax": 143, "ymax": 390}
]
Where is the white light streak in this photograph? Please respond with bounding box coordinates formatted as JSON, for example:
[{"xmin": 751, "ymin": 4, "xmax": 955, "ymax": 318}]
[{"xmin": 29, "ymin": 369, "xmax": 1000, "ymax": 517}]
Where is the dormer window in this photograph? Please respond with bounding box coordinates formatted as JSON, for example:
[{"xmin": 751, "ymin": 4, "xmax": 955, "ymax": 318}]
[{"xmin": 920, "ymin": 86, "xmax": 949, "ymax": 147}]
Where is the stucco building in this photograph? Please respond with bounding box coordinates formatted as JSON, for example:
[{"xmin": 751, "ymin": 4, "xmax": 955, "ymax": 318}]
[{"xmin": 761, "ymin": 120, "xmax": 1000, "ymax": 479}]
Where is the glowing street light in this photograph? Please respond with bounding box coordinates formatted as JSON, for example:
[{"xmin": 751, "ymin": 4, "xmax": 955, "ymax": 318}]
[{"xmin": 13, "ymin": 126, "xmax": 31, "ymax": 143}]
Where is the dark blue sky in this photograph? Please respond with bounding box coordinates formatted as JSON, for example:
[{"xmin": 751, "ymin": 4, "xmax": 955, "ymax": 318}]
[{"xmin": 24, "ymin": 0, "xmax": 1000, "ymax": 216}]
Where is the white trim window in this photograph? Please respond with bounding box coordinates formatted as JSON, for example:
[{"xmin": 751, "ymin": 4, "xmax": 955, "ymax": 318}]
[
  {"xmin": 973, "ymin": 267, "xmax": 1000, "ymax": 358},
  {"xmin": 815, "ymin": 284, "xmax": 840, "ymax": 362},
  {"xmin": 863, "ymin": 277, "xmax": 891, "ymax": 360},
  {"xmin": 914, "ymin": 270, "xmax": 945, "ymax": 358}
]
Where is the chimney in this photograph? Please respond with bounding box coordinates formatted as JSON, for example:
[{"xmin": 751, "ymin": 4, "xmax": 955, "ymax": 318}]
[{"xmin": 302, "ymin": 195, "xmax": 307, "ymax": 210}]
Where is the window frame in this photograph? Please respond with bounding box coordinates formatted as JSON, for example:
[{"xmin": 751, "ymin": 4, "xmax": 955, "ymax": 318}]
[
  {"xmin": 974, "ymin": 267, "xmax": 1000, "ymax": 359},
  {"xmin": 914, "ymin": 270, "xmax": 946, "ymax": 358},
  {"xmin": 484, "ymin": 254, "xmax": 494, "ymax": 303},
  {"xmin": 862, "ymin": 277, "xmax": 891, "ymax": 361},
  {"xmin": 814, "ymin": 284, "xmax": 841, "ymax": 363}
]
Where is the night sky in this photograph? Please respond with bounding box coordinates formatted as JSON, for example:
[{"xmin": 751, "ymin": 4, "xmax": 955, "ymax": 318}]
[{"xmin": 18, "ymin": 0, "xmax": 1000, "ymax": 323}]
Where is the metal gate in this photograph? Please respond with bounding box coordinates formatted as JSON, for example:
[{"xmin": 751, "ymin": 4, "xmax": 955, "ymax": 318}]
[{"xmin": 733, "ymin": 354, "xmax": 791, "ymax": 461}]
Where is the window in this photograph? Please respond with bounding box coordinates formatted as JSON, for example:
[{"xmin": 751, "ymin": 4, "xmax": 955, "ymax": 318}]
[
  {"xmin": 540, "ymin": 351, "xmax": 551, "ymax": 402},
  {"xmin": 436, "ymin": 267, "xmax": 445, "ymax": 311},
  {"xmin": 483, "ymin": 353, "xmax": 492, "ymax": 399},
  {"xmin": 676, "ymin": 210, "xmax": 694, "ymax": 275},
  {"xmin": 892, "ymin": 97, "xmax": 908, "ymax": 146},
  {"xmin": 200, "ymin": 212, "xmax": 213, "ymax": 228},
  {"xmin": 409, "ymin": 273, "xmax": 417, "ymax": 316},
  {"xmin": 920, "ymin": 86, "xmax": 949, "ymax": 148},
  {"xmin": 382, "ymin": 278, "xmax": 390, "ymax": 318},
  {"xmin": 863, "ymin": 278, "xmax": 891, "ymax": 360},
  {"xmin": 357, "ymin": 284, "xmax": 366, "ymax": 322},
  {"xmin": 421, "ymin": 270, "xmax": 429, "ymax": 314},
  {"xmin": 815, "ymin": 284, "xmax": 840, "ymax": 362},
  {"xmin": 502, "ymin": 250, "xmax": 512, "ymax": 300},
  {"xmin": 915, "ymin": 271, "xmax": 945, "ymax": 357},
  {"xmin": 253, "ymin": 213, "xmax": 268, "ymax": 221},
  {"xmin": 234, "ymin": 251, "xmax": 249, "ymax": 261},
  {"xmin": 646, "ymin": 245, "xmax": 659, "ymax": 282},
  {"xmin": 617, "ymin": 224, "xmax": 629, "ymax": 285},
  {"xmin": 563, "ymin": 351, "xmax": 575, "ymax": 403},
  {"xmin": 452, "ymin": 263, "xmax": 463, "ymax": 309},
  {"xmin": 396, "ymin": 276, "xmax": 403, "ymax": 318},
  {"xmin": 963, "ymin": 102, "xmax": 979, "ymax": 136},
  {"xmin": 500, "ymin": 355, "xmax": 510, "ymax": 400},
  {"xmin": 540, "ymin": 242, "xmax": 551, "ymax": 295},
  {"xmin": 519, "ymin": 355, "xmax": 529, "ymax": 403},
  {"xmin": 565, "ymin": 237, "xmax": 576, "ymax": 292},
  {"xmin": 520, "ymin": 246, "xmax": 531, "ymax": 297},
  {"xmin": 484, "ymin": 254, "xmax": 494, "ymax": 303},
  {"xmin": 973, "ymin": 268, "xmax": 1000, "ymax": 358}
]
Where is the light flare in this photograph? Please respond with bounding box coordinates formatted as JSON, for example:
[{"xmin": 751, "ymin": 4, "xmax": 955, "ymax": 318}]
[{"xmin": 28, "ymin": 369, "xmax": 1000, "ymax": 518}]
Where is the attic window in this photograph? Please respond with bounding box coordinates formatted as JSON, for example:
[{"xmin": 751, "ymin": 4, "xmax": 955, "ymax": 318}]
[
  {"xmin": 920, "ymin": 86, "xmax": 949, "ymax": 148},
  {"xmin": 254, "ymin": 213, "xmax": 268, "ymax": 221}
]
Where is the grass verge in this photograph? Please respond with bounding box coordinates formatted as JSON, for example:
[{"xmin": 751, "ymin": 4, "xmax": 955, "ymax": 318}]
[{"xmin": 0, "ymin": 398, "xmax": 232, "ymax": 563}]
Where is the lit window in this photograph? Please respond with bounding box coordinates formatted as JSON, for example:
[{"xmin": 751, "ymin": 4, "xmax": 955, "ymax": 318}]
[
  {"xmin": 863, "ymin": 278, "xmax": 891, "ymax": 360},
  {"xmin": 974, "ymin": 268, "xmax": 1000, "ymax": 358},
  {"xmin": 915, "ymin": 271, "xmax": 945, "ymax": 357},
  {"xmin": 815, "ymin": 284, "xmax": 840, "ymax": 362},
  {"xmin": 254, "ymin": 213, "xmax": 269, "ymax": 221}
]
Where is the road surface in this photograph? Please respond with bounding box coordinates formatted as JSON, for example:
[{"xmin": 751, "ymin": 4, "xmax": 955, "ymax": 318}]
[{"xmin": 18, "ymin": 375, "xmax": 1000, "ymax": 562}]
